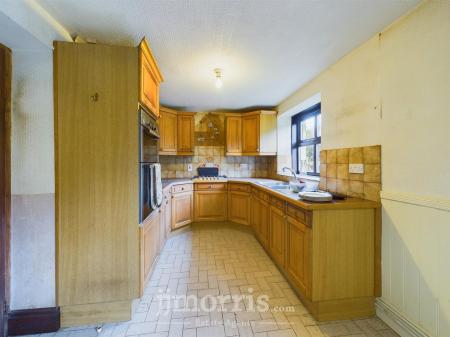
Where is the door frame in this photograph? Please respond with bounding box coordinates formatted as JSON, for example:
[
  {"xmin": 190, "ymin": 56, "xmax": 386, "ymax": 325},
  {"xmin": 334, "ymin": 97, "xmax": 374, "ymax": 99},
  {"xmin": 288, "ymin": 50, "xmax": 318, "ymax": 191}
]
[{"xmin": 0, "ymin": 43, "xmax": 12, "ymax": 337}]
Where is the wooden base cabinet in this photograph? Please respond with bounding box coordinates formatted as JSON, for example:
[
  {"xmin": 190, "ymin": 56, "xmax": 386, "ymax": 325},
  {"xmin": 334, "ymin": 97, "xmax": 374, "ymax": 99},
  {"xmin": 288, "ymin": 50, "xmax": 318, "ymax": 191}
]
[
  {"xmin": 194, "ymin": 183, "xmax": 227, "ymax": 221},
  {"xmin": 140, "ymin": 211, "xmax": 160, "ymax": 294},
  {"xmin": 269, "ymin": 204, "xmax": 286, "ymax": 267},
  {"xmin": 171, "ymin": 184, "xmax": 193, "ymax": 229},
  {"xmin": 228, "ymin": 191, "xmax": 250, "ymax": 225},
  {"xmin": 286, "ymin": 215, "xmax": 311, "ymax": 297}
]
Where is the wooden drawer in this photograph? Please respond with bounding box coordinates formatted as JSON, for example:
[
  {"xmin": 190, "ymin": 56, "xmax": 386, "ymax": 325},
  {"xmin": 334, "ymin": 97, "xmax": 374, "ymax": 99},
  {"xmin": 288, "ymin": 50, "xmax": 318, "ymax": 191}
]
[
  {"xmin": 228, "ymin": 183, "xmax": 251, "ymax": 193},
  {"xmin": 195, "ymin": 183, "xmax": 227, "ymax": 191},
  {"xmin": 171, "ymin": 183, "xmax": 193, "ymax": 194},
  {"xmin": 287, "ymin": 204, "xmax": 307, "ymax": 225},
  {"xmin": 270, "ymin": 195, "xmax": 286, "ymax": 211}
]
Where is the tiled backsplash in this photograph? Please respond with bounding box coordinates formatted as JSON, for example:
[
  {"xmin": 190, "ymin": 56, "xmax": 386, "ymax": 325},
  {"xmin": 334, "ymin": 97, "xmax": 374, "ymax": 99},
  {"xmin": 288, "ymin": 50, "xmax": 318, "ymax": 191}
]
[
  {"xmin": 319, "ymin": 145, "xmax": 381, "ymax": 201},
  {"xmin": 160, "ymin": 146, "xmax": 277, "ymax": 178}
]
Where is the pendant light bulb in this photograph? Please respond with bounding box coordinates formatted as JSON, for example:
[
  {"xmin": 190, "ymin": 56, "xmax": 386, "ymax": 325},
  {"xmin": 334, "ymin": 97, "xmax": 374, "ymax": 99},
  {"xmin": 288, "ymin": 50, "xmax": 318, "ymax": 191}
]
[{"xmin": 214, "ymin": 68, "xmax": 223, "ymax": 89}]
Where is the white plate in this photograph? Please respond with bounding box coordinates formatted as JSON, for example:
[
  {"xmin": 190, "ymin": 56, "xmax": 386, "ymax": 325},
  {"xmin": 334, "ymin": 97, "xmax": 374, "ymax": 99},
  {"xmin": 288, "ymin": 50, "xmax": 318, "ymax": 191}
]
[{"xmin": 298, "ymin": 191, "xmax": 333, "ymax": 202}]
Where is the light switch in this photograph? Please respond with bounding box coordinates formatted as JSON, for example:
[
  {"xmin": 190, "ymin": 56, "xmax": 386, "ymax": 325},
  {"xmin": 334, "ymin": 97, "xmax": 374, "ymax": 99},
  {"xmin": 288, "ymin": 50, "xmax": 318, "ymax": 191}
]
[
  {"xmin": 187, "ymin": 164, "xmax": 193, "ymax": 172},
  {"xmin": 349, "ymin": 164, "xmax": 364, "ymax": 174}
]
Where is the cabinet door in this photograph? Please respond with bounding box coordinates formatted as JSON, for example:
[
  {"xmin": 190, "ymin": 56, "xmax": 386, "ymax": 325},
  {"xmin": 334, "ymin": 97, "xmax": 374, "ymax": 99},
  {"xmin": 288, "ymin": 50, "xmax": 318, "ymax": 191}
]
[
  {"xmin": 139, "ymin": 39, "xmax": 162, "ymax": 118},
  {"xmin": 286, "ymin": 216, "xmax": 311, "ymax": 297},
  {"xmin": 159, "ymin": 208, "xmax": 165, "ymax": 250},
  {"xmin": 269, "ymin": 205, "xmax": 286, "ymax": 267},
  {"xmin": 159, "ymin": 109, "xmax": 177, "ymax": 153},
  {"xmin": 259, "ymin": 199, "xmax": 270, "ymax": 249},
  {"xmin": 228, "ymin": 191, "xmax": 250, "ymax": 225},
  {"xmin": 226, "ymin": 116, "xmax": 242, "ymax": 154},
  {"xmin": 177, "ymin": 114, "xmax": 194, "ymax": 154},
  {"xmin": 141, "ymin": 212, "xmax": 160, "ymax": 291},
  {"xmin": 194, "ymin": 191, "xmax": 227, "ymax": 221},
  {"xmin": 164, "ymin": 193, "xmax": 171, "ymax": 237},
  {"xmin": 171, "ymin": 192, "xmax": 193, "ymax": 229},
  {"xmin": 251, "ymin": 195, "xmax": 260, "ymax": 233},
  {"xmin": 242, "ymin": 114, "xmax": 259, "ymax": 154}
]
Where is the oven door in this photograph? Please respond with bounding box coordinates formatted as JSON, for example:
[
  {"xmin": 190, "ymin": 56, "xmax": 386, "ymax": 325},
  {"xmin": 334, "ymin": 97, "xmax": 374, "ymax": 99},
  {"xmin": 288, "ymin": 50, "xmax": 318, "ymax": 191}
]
[{"xmin": 140, "ymin": 163, "xmax": 154, "ymax": 223}]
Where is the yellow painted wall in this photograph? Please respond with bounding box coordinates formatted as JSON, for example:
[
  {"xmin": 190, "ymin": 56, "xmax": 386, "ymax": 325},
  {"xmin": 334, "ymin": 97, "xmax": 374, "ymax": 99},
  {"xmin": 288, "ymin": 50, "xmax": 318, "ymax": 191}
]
[{"xmin": 277, "ymin": 1, "xmax": 450, "ymax": 336}]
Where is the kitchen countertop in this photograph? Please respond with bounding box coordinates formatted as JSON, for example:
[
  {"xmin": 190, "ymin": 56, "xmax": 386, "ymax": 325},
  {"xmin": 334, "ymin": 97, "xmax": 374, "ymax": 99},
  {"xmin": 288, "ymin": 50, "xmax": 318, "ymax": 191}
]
[{"xmin": 162, "ymin": 178, "xmax": 380, "ymax": 210}]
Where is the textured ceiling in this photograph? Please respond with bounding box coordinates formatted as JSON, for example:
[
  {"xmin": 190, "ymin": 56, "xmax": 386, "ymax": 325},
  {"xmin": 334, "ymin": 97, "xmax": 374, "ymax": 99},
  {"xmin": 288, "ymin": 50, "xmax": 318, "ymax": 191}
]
[{"xmin": 38, "ymin": 0, "xmax": 419, "ymax": 111}]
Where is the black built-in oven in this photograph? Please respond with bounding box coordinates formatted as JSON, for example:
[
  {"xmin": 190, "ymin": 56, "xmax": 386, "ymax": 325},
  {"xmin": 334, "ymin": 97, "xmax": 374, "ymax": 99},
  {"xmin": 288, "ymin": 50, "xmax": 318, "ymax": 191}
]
[{"xmin": 139, "ymin": 108, "xmax": 160, "ymax": 223}]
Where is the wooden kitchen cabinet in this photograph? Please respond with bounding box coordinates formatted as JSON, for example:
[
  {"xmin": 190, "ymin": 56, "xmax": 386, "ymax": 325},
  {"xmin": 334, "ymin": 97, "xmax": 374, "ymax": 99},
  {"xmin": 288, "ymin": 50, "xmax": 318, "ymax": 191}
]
[
  {"xmin": 139, "ymin": 38, "xmax": 163, "ymax": 118},
  {"xmin": 225, "ymin": 115, "xmax": 242, "ymax": 155},
  {"xmin": 54, "ymin": 41, "xmax": 140, "ymax": 326},
  {"xmin": 242, "ymin": 114, "xmax": 259, "ymax": 153},
  {"xmin": 286, "ymin": 215, "xmax": 312, "ymax": 297},
  {"xmin": 228, "ymin": 190, "xmax": 250, "ymax": 225},
  {"xmin": 171, "ymin": 185, "xmax": 193, "ymax": 229},
  {"xmin": 140, "ymin": 211, "xmax": 160, "ymax": 294},
  {"xmin": 259, "ymin": 199, "xmax": 270, "ymax": 249},
  {"xmin": 269, "ymin": 202, "xmax": 287, "ymax": 267},
  {"xmin": 194, "ymin": 185, "xmax": 227, "ymax": 221},
  {"xmin": 163, "ymin": 190, "xmax": 172, "ymax": 237},
  {"xmin": 251, "ymin": 192, "xmax": 260, "ymax": 233},
  {"xmin": 177, "ymin": 112, "xmax": 195, "ymax": 155},
  {"xmin": 159, "ymin": 107, "xmax": 177, "ymax": 154},
  {"xmin": 225, "ymin": 110, "xmax": 277, "ymax": 156}
]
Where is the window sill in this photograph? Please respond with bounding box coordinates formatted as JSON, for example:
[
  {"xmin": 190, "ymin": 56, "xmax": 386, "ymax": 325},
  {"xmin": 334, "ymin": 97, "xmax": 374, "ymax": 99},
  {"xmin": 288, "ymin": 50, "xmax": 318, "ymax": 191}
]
[{"xmin": 278, "ymin": 172, "xmax": 320, "ymax": 182}]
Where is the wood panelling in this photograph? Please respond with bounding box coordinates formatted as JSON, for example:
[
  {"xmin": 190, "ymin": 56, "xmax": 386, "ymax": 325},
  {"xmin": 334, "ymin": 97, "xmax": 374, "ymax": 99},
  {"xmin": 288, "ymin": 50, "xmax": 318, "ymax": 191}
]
[
  {"xmin": 138, "ymin": 38, "xmax": 163, "ymax": 118},
  {"xmin": 194, "ymin": 190, "xmax": 227, "ymax": 221},
  {"xmin": 54, "ymin": 42, "xmax": 139, "ymax": 310},
  {"xmin": 159, "ymin": 107, "xmax": 177, "ymax": 154},
  {"xmin": 228, "ymin": 191, "xmax": 250, "ymax": 225},
  {"xmin": 312, "ymin": 209, "xmax": 374, "ymax": 301},
  {"xmin": 177, "ymin": 112, "xmax": 195, "ymax": 155},
  {"xmin": 225, "ymin": 116, "xmax": 242, "ymax": 155},
  {"xmin": 60, "ymin": 300, "xmax": 131, "ymax": 328}
]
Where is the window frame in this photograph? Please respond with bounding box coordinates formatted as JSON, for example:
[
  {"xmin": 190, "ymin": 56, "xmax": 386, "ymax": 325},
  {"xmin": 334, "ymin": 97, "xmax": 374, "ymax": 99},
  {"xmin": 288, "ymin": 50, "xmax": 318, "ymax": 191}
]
[{"xmin": 291, "ymin": 103, "xmax": 321, "ymax": 176}]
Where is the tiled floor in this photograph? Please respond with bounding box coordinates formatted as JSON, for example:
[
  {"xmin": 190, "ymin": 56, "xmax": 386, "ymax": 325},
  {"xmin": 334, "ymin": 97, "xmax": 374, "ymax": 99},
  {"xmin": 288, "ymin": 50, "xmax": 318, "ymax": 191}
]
[{"xmin": 22, "ymin": 223, "xmax": 398, "ymax": 337}]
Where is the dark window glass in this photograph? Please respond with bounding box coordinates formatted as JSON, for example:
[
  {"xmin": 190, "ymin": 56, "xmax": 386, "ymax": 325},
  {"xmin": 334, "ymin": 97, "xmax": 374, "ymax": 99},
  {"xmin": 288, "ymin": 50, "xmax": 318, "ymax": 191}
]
[{"xmin": 291, "ymin": 103, "xmax": 321, "ymax": 175}]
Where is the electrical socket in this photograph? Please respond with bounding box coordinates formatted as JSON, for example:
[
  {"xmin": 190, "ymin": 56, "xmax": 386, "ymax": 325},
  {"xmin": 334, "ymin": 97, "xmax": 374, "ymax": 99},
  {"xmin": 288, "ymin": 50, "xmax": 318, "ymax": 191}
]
[
  {"xmin": 187, "ymin": 164, "xmax": 193, "ymax": 172},
  {"xmin": 349, "ymin": 164, "xmax": 364, "ymax": 174}
]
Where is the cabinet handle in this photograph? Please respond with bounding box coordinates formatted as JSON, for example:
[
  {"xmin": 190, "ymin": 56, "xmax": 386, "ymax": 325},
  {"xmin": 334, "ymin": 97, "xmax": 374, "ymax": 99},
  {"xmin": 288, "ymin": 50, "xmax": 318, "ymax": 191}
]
[{"xmin": 91, "ymin": 93, "xmax": 99, "ymax": 102}]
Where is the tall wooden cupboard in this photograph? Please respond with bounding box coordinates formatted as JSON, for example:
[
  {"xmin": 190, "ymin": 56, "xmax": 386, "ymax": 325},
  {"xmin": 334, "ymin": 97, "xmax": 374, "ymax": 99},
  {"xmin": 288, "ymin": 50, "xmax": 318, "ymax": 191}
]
[{"xmin": 54, "ymin": 42, "xmax": 140, "ymax": 327}]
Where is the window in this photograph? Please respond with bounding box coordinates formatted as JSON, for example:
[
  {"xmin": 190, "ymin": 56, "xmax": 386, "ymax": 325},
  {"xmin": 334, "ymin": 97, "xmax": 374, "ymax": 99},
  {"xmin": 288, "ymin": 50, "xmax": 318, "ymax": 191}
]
[{"xmin": 291, "ymin": 103, "xmax": 321, "ymax": 175}]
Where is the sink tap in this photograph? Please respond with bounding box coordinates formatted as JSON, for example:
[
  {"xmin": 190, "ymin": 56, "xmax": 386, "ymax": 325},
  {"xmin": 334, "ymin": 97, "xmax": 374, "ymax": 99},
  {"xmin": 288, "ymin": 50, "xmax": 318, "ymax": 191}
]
[{"xmin": 282, "ymin": 167, "xmax": 298, "ymax": 180}]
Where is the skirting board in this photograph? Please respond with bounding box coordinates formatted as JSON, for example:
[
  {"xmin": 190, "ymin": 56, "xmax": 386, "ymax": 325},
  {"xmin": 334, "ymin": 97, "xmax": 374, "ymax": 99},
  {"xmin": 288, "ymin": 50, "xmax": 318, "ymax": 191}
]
[
  {"xmin": 8, "ymin": 307, "xmax": 60, "ymax": 336},
  {"xmin": 375, "ymin": 298, "xmax": 429, "ymax": 337}
]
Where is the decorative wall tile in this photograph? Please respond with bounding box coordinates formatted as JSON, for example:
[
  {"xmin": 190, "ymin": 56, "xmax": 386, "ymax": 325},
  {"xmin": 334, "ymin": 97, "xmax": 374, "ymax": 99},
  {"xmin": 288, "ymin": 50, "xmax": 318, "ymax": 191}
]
[
  {"xmin": 326, "ymin": 163, "xmax": 337, "ymax": 178},
  {"xmin": 327, "ymin": 178, "xmax": 337, "ymax": 192},
  {"xmin": 364, "ymin": 164, "xmax": 381, "ymax": 183},
  {"xmin": 337, "ymin": 164, "xmax": 349, "ymax": 180},
  {"xmin": 337, "ymin": 179, "xmax": 349, "ymax": 195},
  {"xmin": 326, "ymin": 149, "xmax": 337, "ymax": 163},
  {"xmin": 363, "ymin": 145, "xmax": 381, "ymax": 164},
  {"xmin": 349, "ymin": 147, "xmax": 363, "ymax": 164},
  {"xmin": 336, "ymin": 148, "xmax": 349, "ymax": 164},
  {"xmin": 364, "ymin": 182, "xmax": 381, "ymax": 201}
]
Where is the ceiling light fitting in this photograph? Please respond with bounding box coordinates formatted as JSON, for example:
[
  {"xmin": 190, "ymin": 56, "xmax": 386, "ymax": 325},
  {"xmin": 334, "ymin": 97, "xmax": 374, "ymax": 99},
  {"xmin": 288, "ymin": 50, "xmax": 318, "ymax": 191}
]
[{"xmin": 214, "ymin": 68, "xmax": 223, "ymax": 88}]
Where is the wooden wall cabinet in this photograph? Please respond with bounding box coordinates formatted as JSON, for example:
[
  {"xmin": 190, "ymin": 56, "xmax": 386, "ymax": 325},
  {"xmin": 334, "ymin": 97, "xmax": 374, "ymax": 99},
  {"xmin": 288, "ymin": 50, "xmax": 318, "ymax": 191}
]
[
  {"xmin": 177, "ymin": 112, "xmax": 195, "ymax": 155},
  {"xmin": 225, "ymin": 110, "xmax": 277, "ymax": 156},
  {"xmin": 159, "ymin": 108, "xmax": 194, "ymax": 156},
  {"xmin": 194, "ymin": 183, "xmax": 227, "ymax": 221},
  {"xmin": 225, "ymin": 116, "xmax": 242, "ymax": 155},
  {"xmin": 139, "ymin": 38, "xmax": 163, "ymax": 118},
  {"xmin": 159, "ymin": 107, "xmax": 177, "ymax": 154},
  {"xmin": 171, "ymin": 184, "xmax": 193, "ymax": 229}
]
